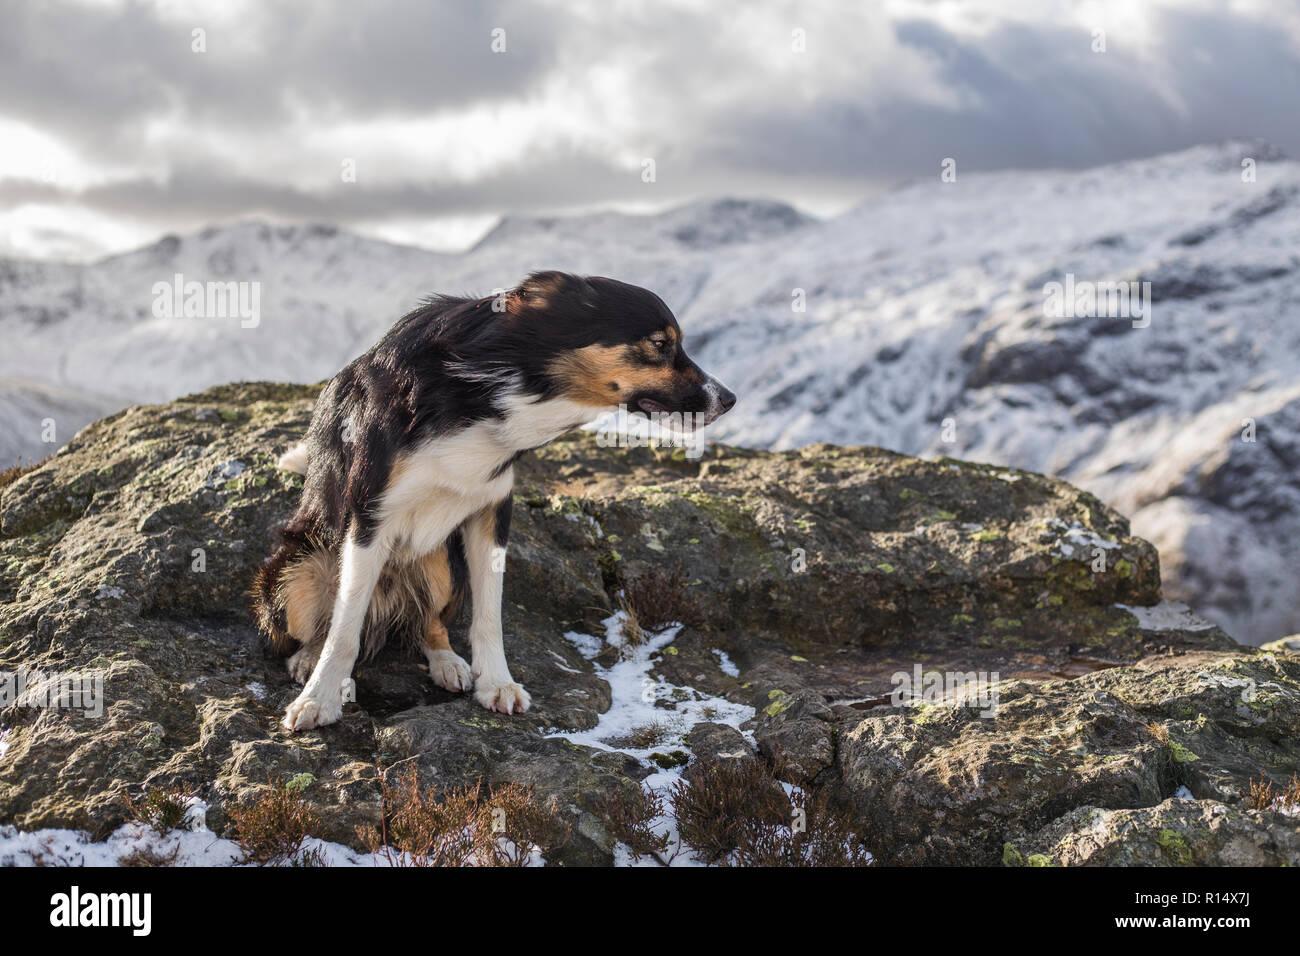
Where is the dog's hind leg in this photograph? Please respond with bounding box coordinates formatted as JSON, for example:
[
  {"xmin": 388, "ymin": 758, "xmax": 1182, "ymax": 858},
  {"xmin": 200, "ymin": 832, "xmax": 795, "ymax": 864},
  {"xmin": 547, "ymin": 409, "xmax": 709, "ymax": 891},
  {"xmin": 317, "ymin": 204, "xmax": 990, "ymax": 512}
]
[
  {"xmin": 418, "ymin": 547, "xmax": 472, "ymax": 693},
  {"xmin": 463, "ymin": 496, "xmax": 530, "ymax": 714},
  {"xmin": 283, "ymin": 532, "xmax": 385, "ymax": 730},
  {"xmin": 280, "ymin": 548, "xmax": 335, "ymax": 684}
]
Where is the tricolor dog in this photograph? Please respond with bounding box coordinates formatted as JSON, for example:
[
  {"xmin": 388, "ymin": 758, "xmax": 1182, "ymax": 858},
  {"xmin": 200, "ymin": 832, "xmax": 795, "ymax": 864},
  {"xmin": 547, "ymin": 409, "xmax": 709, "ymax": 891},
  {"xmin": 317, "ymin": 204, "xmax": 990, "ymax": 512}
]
[{"xmin": 254, "ymin": 272, "xmax": 736, "ymax": 730}]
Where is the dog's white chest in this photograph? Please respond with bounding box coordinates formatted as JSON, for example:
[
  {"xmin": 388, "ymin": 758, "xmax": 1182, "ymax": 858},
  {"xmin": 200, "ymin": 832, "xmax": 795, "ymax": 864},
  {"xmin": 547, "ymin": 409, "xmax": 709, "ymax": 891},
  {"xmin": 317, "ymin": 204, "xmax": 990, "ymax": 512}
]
[
  {"xmin": 383, "ymin": 434, "xmax": 510, "ymax": 543},
  {"xmin": 376, "ymin": 393, "xmax": 592, "ymax": 555},
  {"xmin": 490, "ymin": 391, "xmax": 595, "ymax": 453}
]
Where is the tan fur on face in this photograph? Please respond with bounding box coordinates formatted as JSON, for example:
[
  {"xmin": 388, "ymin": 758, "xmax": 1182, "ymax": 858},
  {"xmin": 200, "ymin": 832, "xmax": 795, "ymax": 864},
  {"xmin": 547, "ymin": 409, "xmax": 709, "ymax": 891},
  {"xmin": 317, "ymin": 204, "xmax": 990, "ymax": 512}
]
[
  {"xmin": 507, "ymin": 271, "xmax": 579, "ymax": 315},
  {"xmin": 547, "ymin": 343, "xmax": 698, "ymax": 407},
  {"xmin": 507, "ymin": 291, "xmax": 544, "ymax": 314}
]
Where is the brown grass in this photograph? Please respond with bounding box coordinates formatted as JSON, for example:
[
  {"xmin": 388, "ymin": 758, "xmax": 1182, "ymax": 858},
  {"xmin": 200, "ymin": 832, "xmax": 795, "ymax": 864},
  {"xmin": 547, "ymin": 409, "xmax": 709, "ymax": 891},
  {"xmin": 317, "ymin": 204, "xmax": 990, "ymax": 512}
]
[
  {"xmin": 1247, "ymin": 773, "xmax": 1300, "ymax": 812},
  {"xmin": 358, "ymin": 765, "xmax": 569, "ymax": 867},
  {"xmin": 118, "ymin": 844, "xmax": 182, "ymax": 867},
  {"xmin": 598, "ymin": 757, "xmax": 873, "ymax": 866},
  {"xmin": 0, "ymin": 454, "xmax": 52, "ymax": 492},
  {"xmin": 227, "ymin": 779, "xmax": 323, "ymax": 865},
  {"xmin": 670, "ymin": 758, "xmax": 791, "ymax": 860},
  {"xmin": 611, "ymin": 720, "xmax": 670, "ymax": 749},
  {"xmin": 617, "ymin": 601, "xmax": 646, "ymax": 647},
  {"xmin": 599, "ymin": 784, "xmax": 673, "ymax": 861},
  {"xmin": 619, "ymin": 563, "xmax": 699, "ymax": 634},
  {"xmin": 118, "ymin": 782, "xmax": 198, "ymax": 865},
  {"xmin": 727, "ymin": 785, "xmax": 874, "ymax": 867},
  {"xmin": 670, "ymin": 758, "xmax": 872, "ymax": 866}
]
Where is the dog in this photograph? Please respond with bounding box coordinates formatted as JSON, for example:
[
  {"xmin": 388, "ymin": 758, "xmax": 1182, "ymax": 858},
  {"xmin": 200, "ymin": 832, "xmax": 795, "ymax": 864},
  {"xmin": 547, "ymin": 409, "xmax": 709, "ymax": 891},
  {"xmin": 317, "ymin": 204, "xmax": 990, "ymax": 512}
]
[{"xmin": 253, "ymin": 271, "xmax": 736, "ymax": 731}]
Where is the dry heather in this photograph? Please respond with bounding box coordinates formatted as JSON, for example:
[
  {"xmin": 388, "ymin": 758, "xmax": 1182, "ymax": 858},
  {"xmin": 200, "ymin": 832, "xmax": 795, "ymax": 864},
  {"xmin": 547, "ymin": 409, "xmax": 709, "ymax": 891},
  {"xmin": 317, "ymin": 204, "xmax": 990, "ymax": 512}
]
[
  {"xmin": 227, "ymin": 776, "xmax": 324, "ymax": 866},
  {"xmin": 617, "ymin": 563, "xmax": 699, "ymax": 645},
  {"xmin": 358, "ymin": 765, "xmax": 569, "ymax": 867},
  {"xmin": 604, "ymin": 756, "xmax": 872, "ymax": 866}
]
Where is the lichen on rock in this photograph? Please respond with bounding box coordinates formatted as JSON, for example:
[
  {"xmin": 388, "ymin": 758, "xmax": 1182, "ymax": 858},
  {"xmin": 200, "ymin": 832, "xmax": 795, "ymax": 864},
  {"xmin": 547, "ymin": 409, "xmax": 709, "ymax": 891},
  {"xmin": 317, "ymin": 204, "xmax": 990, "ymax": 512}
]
[{"xmin": 0, "ymin": 382, "xmax": 1294, "ymax": 865}]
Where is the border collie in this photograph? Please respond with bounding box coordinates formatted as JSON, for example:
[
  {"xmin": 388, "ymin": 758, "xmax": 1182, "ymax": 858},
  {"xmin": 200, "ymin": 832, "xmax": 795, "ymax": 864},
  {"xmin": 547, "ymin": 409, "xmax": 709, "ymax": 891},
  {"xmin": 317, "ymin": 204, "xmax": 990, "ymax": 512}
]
[{"xmin": 253, "ymin": 271, "xmax": 736, "ymax": 730}]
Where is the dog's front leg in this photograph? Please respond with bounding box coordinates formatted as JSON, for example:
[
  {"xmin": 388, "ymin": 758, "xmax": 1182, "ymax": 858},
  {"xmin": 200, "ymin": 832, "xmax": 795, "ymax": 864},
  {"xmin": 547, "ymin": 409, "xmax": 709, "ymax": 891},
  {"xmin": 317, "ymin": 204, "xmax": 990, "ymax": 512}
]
[
  {"xmin": 283, "ymin": 533, "xmax": 384, "ymax": 730},
  {"xmin": 464, "ymin": 497, "xmax": 530, "ymax": 714}
]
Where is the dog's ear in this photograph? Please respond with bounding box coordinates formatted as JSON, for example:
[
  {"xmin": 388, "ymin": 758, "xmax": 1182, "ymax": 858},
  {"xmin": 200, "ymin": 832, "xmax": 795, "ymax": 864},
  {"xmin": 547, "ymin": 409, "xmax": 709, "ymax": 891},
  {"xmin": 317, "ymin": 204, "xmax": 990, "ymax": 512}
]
[{"xmin": 508, "ymin": 271, "xmax": 592, "ymax": 316}]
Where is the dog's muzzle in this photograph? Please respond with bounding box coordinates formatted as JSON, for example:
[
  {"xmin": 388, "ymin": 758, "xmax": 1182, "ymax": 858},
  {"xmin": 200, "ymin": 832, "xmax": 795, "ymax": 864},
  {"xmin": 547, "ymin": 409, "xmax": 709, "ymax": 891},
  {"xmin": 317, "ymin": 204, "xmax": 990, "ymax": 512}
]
[{"xmin": 699, "ymin": 377, "xmax": 737, "ymax": 425}]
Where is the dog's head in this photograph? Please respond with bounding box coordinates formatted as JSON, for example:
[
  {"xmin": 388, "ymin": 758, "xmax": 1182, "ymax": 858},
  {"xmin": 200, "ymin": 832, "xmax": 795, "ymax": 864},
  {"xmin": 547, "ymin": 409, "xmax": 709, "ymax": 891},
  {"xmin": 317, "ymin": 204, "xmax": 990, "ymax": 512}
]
[{"xmin": 506, "ymin": 271, "xmax": 736, "ymax": 425}]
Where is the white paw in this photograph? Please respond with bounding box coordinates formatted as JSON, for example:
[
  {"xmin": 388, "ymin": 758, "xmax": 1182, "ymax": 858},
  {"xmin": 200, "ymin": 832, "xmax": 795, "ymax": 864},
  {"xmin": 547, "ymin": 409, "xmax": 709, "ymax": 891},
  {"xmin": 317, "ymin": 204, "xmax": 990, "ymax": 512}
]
[
  {"xmin": 474, "ymin": 679, "xmax": 531, "ymax": 715},
  {"xmin": 287, "ymin": 646, "xmax": 320, "ymax": 685},
  {"xmin": 282, "ymin": 682, "xmax": 347, "ymax": 731},
  {"xmin": 426, "ymin": 650, "xmax": 473, "ymax": 693}
]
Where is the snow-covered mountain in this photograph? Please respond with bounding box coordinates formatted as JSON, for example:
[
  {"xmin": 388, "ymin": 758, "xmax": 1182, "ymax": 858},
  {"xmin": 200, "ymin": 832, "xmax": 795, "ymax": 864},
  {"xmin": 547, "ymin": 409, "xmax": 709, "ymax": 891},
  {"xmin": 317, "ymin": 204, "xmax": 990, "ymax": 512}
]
[{"xmin": 2, "ymin": 142, "xmax": 1297, "ymax": 644}]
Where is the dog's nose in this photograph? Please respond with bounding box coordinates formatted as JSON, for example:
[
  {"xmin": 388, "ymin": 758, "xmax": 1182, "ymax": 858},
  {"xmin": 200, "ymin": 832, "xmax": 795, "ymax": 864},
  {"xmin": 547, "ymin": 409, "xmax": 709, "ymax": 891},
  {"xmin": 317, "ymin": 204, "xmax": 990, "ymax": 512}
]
[{"xmin": 718, "ymin": 385, "xmax": 737, "ymax": 413}]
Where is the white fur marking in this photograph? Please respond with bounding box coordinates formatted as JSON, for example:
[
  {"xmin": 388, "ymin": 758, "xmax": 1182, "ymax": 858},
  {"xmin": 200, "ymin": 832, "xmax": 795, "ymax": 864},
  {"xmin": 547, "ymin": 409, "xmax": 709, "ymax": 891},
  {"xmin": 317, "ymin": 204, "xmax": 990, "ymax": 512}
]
[
  {"xmin": 276, "ymin": 442, "xmax": 309, "ymax": 474},
  {"xmin": 425, "ymin": 648, "xmax": 473, "ymax": 693},
  {"xmin": 283, "ymin": 535, "xmax": 384, "ymax": 730}
]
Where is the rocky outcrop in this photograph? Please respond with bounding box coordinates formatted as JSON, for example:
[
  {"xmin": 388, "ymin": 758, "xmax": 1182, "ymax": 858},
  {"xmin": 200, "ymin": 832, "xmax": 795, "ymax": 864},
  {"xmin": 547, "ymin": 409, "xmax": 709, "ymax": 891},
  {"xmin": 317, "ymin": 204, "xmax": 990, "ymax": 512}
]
[
  {"xmin": 1015, "ymin": 800, "xmax": 1300, "ymax": 867},
  {"xmin": 837, "ymin": 650, "xmax": 1300, "ymax": 865},
  {"xmin": 1, "ymin": 383, "xmax": 1296, "ymax": 865}
]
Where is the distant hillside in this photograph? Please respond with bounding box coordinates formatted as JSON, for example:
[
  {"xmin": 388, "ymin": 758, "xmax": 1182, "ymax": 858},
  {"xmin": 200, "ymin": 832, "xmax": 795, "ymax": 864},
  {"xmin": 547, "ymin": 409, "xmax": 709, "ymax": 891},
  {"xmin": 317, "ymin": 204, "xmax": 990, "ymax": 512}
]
[{"xmin": 2, "ymin": 143, "xmax": 1298, "ymax": 642}]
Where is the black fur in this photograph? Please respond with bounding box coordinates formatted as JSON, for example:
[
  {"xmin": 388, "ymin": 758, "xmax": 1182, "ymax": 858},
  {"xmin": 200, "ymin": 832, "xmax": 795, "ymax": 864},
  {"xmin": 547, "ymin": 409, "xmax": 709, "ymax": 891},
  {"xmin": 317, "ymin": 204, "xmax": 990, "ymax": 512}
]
[{"xmin": 493, "ymin": 496, "xmax": 513, "ymax": 549}]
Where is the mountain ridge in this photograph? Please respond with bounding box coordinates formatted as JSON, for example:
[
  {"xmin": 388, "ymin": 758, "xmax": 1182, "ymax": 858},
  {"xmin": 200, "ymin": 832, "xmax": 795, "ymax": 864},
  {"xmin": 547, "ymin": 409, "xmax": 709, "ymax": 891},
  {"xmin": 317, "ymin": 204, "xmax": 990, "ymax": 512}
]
[{"xmin": 2, "ymin": 140, "xmax": 1297, "ymax": 643}]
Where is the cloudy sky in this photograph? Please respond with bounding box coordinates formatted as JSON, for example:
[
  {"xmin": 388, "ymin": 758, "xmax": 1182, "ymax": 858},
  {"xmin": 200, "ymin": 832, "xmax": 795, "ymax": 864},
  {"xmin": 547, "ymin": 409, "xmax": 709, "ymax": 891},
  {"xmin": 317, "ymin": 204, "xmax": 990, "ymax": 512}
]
[{"xmin": 3, "ymin": 0, "xmax": 1299, "ymax": 261}]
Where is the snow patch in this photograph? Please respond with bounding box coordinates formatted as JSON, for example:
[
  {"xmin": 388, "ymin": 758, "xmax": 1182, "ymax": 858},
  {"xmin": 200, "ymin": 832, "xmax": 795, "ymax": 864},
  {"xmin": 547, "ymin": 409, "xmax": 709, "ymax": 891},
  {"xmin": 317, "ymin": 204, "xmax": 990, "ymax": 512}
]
[
  {"xmin": 1117, "ymin": 600, "xmax": 1216, "ymax": 632},
  {"xmin": 0, "ymin": 806, "xmax": 543, "ymax": 867},
  {"xmin": 553, "ymin": 612, "xmax": 756, "ymax": 866},
  {"xmin": 1047, "ymin": 519, "xmax": 1120, "ymax": 559},
  {"xmin": 554, "ymin": 612, "xmax": 753, "ymax": 756},
  {"xmin": 712, "ymin": 648, "xmax": 740, "ymax": 677}
]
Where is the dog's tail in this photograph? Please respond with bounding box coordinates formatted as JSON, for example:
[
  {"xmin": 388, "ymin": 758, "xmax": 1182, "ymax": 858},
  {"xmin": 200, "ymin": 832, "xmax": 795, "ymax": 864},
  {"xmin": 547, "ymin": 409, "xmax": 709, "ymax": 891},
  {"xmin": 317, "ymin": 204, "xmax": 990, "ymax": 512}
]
[
  {"xmin": 253, "ymin": 441, "xmax": 318, "ymax": 653},
  {"xmin": 276, "ymin": 442, "xmax": 310, "ymax": 475}
]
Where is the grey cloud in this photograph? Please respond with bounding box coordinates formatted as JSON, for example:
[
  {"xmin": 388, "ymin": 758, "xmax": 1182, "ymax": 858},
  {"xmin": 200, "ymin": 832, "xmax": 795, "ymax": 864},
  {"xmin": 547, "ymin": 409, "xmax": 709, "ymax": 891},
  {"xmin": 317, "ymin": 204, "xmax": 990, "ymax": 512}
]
[
  {"xmin": 2, "ymin": 1, "xmax": 1300, "ymax": 255},
  {"xmin": 0, "ymin": 149, "xmax": 655, "ymax": 222},
  {"xmin": 689, "ymin": 10, "xmax": 1300, "ymax": 185},
  {"xmin": 0, "ymin": 0, "xmax": 560, "ymax": 157}
]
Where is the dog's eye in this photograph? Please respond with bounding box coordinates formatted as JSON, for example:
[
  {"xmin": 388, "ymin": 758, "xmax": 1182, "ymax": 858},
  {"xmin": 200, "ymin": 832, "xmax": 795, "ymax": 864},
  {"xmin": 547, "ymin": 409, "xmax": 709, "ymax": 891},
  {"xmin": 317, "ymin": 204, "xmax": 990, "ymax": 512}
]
[{"xmin": 650, "ymin": 337, "xmax": 670, "ymax": 352}]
